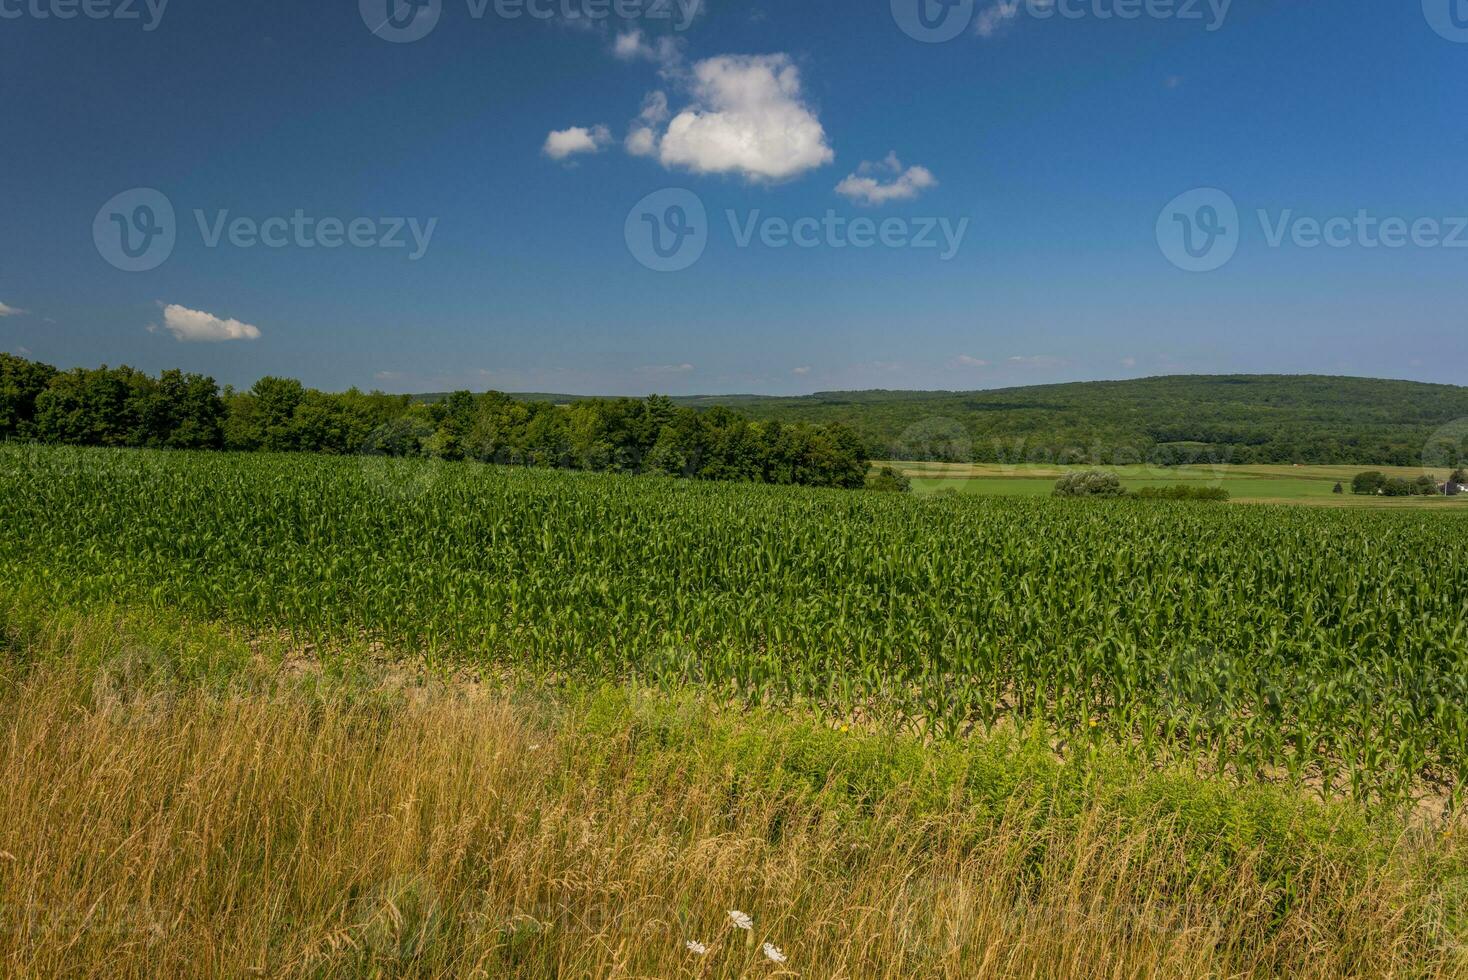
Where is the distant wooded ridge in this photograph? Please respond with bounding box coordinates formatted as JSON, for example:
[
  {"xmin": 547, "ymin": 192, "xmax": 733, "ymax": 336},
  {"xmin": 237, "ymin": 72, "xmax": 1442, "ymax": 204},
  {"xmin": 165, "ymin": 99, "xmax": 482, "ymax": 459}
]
[{"xmin": 415, "ymin": 375, "xmax": 1468, "ymax": 467}]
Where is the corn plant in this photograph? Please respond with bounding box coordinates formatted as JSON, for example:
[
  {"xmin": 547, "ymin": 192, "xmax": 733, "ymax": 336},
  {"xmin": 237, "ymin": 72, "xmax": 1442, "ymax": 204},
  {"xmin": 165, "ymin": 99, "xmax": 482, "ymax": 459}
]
[{"xmin": 1, "ymin": 444, "xmax": 1464, "ymax": 807}]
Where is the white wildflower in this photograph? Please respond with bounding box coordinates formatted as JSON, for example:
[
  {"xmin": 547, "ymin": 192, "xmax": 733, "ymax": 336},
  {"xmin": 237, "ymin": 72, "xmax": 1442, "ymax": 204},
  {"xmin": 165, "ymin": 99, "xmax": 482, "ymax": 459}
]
[
  {"xmin": 762, "ymin": 942, "xmax": 787, "ymax": 963},
  {"xmin": 728, "ymin": 909, "xmax": 753, "ymax": 931},
  {"xmin": 685, "ymin": 940, "xmax": 708, "ymax": 955}
]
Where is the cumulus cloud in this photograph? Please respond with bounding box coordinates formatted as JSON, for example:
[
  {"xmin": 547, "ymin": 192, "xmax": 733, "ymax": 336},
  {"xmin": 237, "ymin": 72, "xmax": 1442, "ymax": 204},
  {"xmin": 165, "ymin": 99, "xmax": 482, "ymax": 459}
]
[
  {"xmin": 626, "ymin": 127, "xmax": 658, "ymax": 157},
  {"xmin": 654, "ymin": 55, "xmax": 834, "ymax": 182},
  {"xmin": 626, "ymin": 91, "xmax": 670, "ymax": 157},
  {"xmin": 834, "ymin": 152, "xmax": 937, "ymax": 206},
  {"xmin": 1120, "ymin": 356, "xmax": 1138, "ymax": 368},
  {"xmin": 153, "ymin": 304, "xmax": 262, "ymax": 343},
  {"xmin": 543, "ymin": 124, "xmax": 613, "ymax": 160},
  {"xmin": 613, "ymin": 30, "xmax": 645, "ymax": 59},
  {"xmin": 975, "ymin": 1, "xmax": 1023, "ymax": 37},
  {"xmin": 0, "ymin": 302, "xmax": 24, "ymax": 317},
  {"xmin": 955, "ymin": 354, "xmax": 990, "ymax": 367},
  {"xmin": 613, "ymin": 29, "xmax": 683, "ymax": 67},
  {"xmin": 792, "ymin": 365, "xmax": 811, "ymax": 376},
  {"xmin": 635, "ymin": 362, "xmax": 695, "ymax": 375}
]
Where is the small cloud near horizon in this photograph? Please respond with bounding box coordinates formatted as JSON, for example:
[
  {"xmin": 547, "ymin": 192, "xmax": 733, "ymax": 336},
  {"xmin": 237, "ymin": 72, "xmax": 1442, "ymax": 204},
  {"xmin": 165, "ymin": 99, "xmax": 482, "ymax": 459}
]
[
  {"xmin": 1007, "ymin": 355, "xmax": 1065, "ymax": 369},
  {"xmin": 151, "ymin": 304, "xmax": 261, "ymax": 343}
]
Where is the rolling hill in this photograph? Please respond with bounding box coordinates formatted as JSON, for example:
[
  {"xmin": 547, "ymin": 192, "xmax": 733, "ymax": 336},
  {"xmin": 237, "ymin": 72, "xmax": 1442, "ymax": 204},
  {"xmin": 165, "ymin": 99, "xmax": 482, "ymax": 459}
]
[{"xmin": 421, "ymin": 375, "xmax": 1468, "ymax": 466}]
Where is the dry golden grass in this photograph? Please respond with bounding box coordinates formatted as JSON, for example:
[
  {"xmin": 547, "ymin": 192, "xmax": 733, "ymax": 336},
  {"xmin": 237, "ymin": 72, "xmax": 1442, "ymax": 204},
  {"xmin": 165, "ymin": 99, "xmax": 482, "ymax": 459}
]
[{"xmin": 0, "ymin": 615, "xmax": 1463, "ymax": 978}]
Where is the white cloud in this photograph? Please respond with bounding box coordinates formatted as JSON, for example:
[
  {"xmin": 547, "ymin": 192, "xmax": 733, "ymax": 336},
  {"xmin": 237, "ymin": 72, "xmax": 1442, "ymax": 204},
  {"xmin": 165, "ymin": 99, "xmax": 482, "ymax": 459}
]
[
  {"xmin": 655, "ymin": 55, "xmax": 834, "ymax": 183},
  {"xmin": 614, "ymin": 30, "xmax": 645, "ymax": 59},
  {"xmin": 154, "ymin": 304, "xmax": 262, "ymax": 343},
  {"xmin": 639, "ymin": 90, "xmax": 670, "ymax": 124},
  {"xmin": 975, "ymin": 1, "xmax": 1023, "ymax": 38},
  {"xmin": 543, "ymin": 124, "xmax": 613, "ymax": 160},
  {"xmin": 0, "ymin": 302, "xmax": 24, "ymax": 317},
  {"xmin": 613, "ymin": 29, "xmax": 683, "ymax": 67},
  {"xmin": 955, "ymin": 355, "xmax": 989, "ymax": 367},
  {"xmin": 1120, "ymin": 356, "xmax": 1138, "ymax": 368},
  {"xmin": 635, "ymin": 362, "xmax": 695, "ymax": 375},
  {"xmin": 626, "ymin": 91, "xmax": 670, "ymax": 157},
  {"xmin": 626, "ymin": 127, "xmax": 658, "ymax": 157},
  {"xmin": 835, "ymin": 152, "xmax": 937, "ymax": 205},
  {"xmin": 791, "ymin": 365, "xmax": 811, "ymax": 376},
  {"xmin": 1007, "ymin": 355, "xmax": 1064, "ymax": 369}
]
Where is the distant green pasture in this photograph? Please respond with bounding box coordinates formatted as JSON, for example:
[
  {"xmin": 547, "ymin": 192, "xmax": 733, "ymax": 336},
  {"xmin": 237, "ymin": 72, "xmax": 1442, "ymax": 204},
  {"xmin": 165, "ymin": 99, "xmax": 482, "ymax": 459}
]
[{"xmin": 894, "ymin": 462, "xmax": 1468, "ymax": 507}]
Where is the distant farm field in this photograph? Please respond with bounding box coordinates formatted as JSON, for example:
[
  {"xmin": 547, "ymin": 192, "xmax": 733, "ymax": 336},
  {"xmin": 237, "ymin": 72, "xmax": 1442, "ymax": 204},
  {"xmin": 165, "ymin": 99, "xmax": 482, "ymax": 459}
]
[{"xmin": 895, "ymin": 461, "xmax": 1468, "ymax": 507}]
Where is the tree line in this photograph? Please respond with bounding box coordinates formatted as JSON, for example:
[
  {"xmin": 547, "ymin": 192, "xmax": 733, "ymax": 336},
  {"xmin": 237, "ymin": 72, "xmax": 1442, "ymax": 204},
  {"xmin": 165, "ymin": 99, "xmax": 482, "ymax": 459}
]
[
  {"xmin": 698, "ymin": 375, "xmax": 1468, "ymax": 467},
  {"xmin": 1349, "ymin": 470, "xmax": 1466, "ymax": 497},
  {"xmin": 1052, "ymin": 470, "xmax": 1229, "ymax": 501},
  {"xmin": 0, "ymin": 354, "xmax": 871, "ymax": 489}
]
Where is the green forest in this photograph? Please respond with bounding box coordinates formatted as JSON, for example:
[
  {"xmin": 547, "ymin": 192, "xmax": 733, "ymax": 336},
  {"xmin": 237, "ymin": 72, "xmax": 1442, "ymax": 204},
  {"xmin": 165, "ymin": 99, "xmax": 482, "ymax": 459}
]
[
  {"xmin": 0, "ymin": 354, "xmax": 869, "ymax": 489},
  {"xmin": 9, "ymin": 355, "xmax": 1468, "ymax": 473},
  {"xmin": 656, "ymin": 375, "xmax": 1468, "ymax": 466}
]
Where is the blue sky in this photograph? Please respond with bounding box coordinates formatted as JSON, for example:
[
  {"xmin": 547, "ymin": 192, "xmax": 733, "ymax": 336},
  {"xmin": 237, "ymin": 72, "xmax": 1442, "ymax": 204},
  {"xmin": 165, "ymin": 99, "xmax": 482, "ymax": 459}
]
[{"xmin": 1, "ymin": 0, "xmax": 1465, "ymax": 395}]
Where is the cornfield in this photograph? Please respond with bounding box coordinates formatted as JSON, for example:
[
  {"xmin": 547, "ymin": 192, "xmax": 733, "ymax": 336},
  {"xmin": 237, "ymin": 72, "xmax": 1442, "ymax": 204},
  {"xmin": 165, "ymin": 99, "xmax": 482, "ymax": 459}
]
[{"xmin": 3, "ymin": 444, "xmax": 1465, "ymax": 806}]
